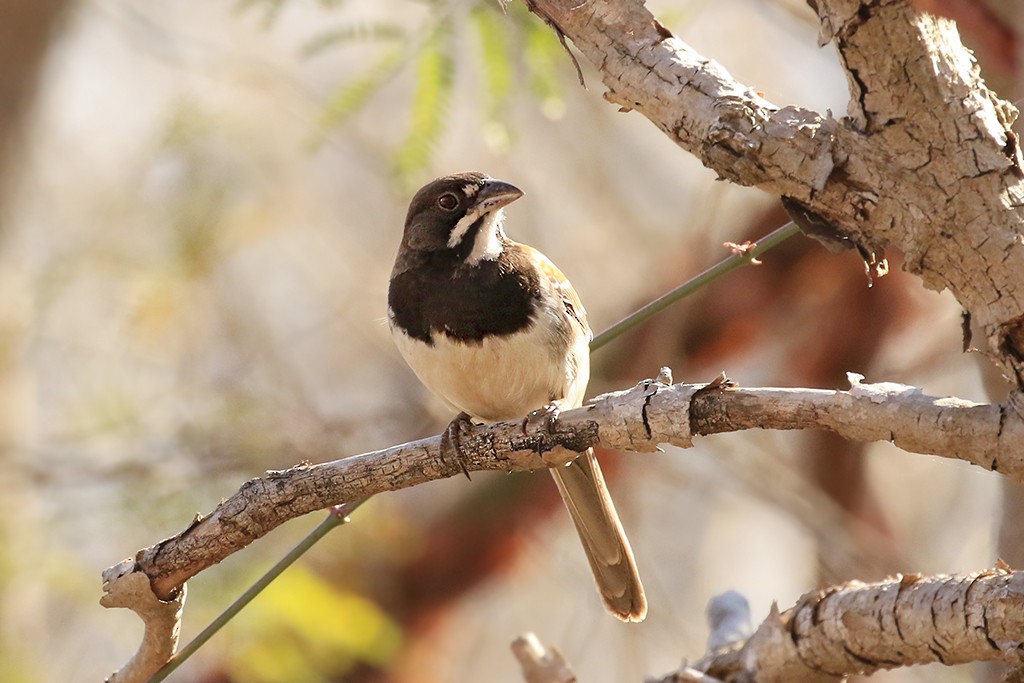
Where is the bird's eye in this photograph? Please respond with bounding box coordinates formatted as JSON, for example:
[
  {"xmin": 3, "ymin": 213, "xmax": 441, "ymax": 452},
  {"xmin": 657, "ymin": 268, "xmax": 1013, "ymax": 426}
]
[{"xmin": 437, "ymin": 193, "xmax": 459, "ymax": 211}]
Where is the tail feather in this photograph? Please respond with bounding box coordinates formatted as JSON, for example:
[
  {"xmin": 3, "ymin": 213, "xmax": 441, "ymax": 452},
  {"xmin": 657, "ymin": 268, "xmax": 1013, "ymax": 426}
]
[{"xmin": 550, "ymin": 448, "xmax": 647, "ymax": 622}]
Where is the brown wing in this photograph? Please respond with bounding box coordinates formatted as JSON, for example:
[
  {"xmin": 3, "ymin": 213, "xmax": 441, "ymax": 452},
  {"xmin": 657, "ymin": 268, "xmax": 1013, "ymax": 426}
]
[
  {"xmin": 520, "ymin": 244, "xmax": 592, "ymax": 342},
  {"xmin": 519, "ymin": 249, "xmax": 646, "ymax": 620}
]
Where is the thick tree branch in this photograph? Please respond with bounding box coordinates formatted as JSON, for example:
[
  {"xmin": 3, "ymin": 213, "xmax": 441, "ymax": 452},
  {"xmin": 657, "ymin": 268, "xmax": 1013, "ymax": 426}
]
[
  {"xmin": 119, "ymin": 375, "xmax": 1024, "ymax": 600},
  {"xmin": 658, "ymin": 568, "xmax": 1024, "ymax": 682},
  {"xmin": 524, "ymin": 0, "xmax": 1024, "ymax": 384},
  {"xmin": 104, "ymin": 372, "xmax": 1024, "ymax": 681},
  {"xmin": 518, "ymin": 568, "xmax": 1024, "ymax": 682}
]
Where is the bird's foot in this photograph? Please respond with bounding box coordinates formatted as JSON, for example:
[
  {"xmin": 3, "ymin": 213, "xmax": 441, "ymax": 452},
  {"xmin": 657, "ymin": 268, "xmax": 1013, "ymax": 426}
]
[
  {"xmin": 441, "ymin": 412, "xmax": 475, "ymax": 481},
  {"xmin": 522, "ymin": 401, "xmax": 565, "ymax": 438}
]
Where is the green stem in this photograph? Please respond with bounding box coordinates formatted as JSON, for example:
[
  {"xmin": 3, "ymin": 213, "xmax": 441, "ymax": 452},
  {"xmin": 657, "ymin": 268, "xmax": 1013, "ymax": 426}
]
[
  {"xmin": 590, "ymin": 221, "xmax": 800, "ymax": 352},
  {"xmin": 147, "ymin": 499, "xmax": 368, "ymax": 683}
]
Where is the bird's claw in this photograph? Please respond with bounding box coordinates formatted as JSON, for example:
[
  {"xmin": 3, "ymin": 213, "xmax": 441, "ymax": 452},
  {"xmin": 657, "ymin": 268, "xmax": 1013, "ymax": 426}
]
[
  {"xmin": 441, "ymin": 412, "xmax": 474, "ymax": 481},
  {"xmin": 522, "ymin": 401, "xmax": 564, "ymax": 438}
]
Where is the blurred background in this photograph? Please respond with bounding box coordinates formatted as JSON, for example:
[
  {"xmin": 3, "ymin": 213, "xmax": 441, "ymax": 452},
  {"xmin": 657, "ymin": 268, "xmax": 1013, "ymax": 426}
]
[{"xmin": 0, "ymin": 0, "xmax": 1020, "ymax": 681}]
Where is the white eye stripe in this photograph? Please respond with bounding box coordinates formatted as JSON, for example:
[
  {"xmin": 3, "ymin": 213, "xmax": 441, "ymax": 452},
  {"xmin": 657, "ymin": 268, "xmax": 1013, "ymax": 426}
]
[
  {"xmin": 447, "ymin": 207, "xmax": 483, "ymax": 248},
  {"xmin": 462, "ymin": 183, "xmax": 480, "ymax": 198},
  {"xmin": 446, "ymin": 206, "xmax": 506, "ymax": 263}
]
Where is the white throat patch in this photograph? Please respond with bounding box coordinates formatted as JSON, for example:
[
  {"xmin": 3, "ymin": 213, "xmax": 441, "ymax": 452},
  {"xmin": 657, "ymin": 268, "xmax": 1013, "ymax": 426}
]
[{"xmin": 448, "ymin": 208, "xmax": 506, "ymax": 264}]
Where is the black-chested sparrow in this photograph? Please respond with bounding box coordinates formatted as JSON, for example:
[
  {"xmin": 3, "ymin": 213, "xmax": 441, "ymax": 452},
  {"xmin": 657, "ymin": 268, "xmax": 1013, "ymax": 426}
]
[{"xmin": 388, "ymin": 171, "xmax": 647, "ymax": 622}]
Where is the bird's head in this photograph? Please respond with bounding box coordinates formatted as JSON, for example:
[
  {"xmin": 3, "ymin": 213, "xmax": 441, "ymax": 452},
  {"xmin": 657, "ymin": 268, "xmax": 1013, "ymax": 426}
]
[{"xmin": 401, "ymin": 172, "xmax": 524, "ymax": 263}]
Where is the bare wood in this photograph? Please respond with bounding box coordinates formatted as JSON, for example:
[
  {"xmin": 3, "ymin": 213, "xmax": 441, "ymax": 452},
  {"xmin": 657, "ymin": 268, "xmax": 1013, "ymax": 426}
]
[
  {"xmin": 655, "ymin": 568, "xmax": 1024, "ymax": 683},
  {"xmin": 125, "ymin": 378, "xmax": 695, "ymax": 601},
  {"xmin": 108, "ymin": 374, "xmax": 1024, "ymax": 602},
  {"xmin": 692, "ymin": 373, "xmax": 1024, "ymax": 477},
  {"xmin": 511, "ymin": 633, "xmax": 577, "ymax": 683},
  {"xmin": 524, "ymin": 0, "xmax": 1024, "ymax": 383},
  {"xmin": 705, "ymin": 590, "xmax": 753, "ymax": 652},
  {"xmin": 101, "ymin": 561, "xmax": 185, "ymax": 683},
  {"xmin": 104, "ymin": 374, "xmax": 1024, "ymax": 680}
]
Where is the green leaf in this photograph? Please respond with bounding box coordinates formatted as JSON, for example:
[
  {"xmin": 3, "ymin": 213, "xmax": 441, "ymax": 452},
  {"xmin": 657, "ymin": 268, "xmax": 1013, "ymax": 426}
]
[
  {"xmin": 301, "ymin": 23, "xmax": 405, "ymax": 59},
  {"xmin": 470, "ymin": 6, "xmax": 512, "ymax": 118},
  {"xmin": 234, "ymin": 0, "xmax": 286, "ymax": 28},
  {"xmin": 309, "ymin": 48, "xmax": 403, "ymax": 147},
  {"xmin": 524, "ymin": 20, "xmax": 566, "ymax": 119},
  {"xmin": 393, "ymin": 27, "xmax": 454, "ymax": 184}
]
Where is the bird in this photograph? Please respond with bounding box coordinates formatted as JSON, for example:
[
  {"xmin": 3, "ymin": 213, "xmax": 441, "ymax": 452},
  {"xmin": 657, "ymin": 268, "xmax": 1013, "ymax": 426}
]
[{"xmin": 387, "ymin": 171, "xmax": 647, "ymax": 622}]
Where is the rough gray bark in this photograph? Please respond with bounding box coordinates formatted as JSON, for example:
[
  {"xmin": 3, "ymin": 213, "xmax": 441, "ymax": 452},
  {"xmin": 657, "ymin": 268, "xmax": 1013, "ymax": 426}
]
[
  {"xmin": 673, "ymin": 568, "xmax": 1024, "ymax": 682},
  {"xmin": 511, "ymin": 634, "xmax": 577, "ymax": 683},
  {"xmin": 115, "ymin": 375, "xmax": 1024, "ymax": 603},
  {"xmin": 104, "ymin": 375, "xmax": 1024, "ymax": 681},
  {"xmin": 525, "ymin": 0, "xmax": 1024, "ymax": 385},
  {"xmin": 526, "ymin": 569, "xmax": 1024, "ymax": 683}
]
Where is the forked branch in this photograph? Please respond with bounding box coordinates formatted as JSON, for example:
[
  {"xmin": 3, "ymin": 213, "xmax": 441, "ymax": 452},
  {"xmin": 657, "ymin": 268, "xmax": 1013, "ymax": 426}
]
[
  {"xmin": 524, "ymin": 0, "xmax": 1024, "ymax": 384},
  {"xmin": 104, "ymin": 372, "xmax": 1024, "ymax": 681}
]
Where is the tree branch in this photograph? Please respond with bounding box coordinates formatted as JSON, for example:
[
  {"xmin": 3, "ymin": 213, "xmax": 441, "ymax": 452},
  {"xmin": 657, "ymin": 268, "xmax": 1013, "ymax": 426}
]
[
  {"xmin": 104, "ymin": 371, "xmax": 1024, "ymax": 680},
  {"xmin": 511, "ymin": 633, "xmax": 577, "ymax": 683},
  {"xmin": 126, "ymin": 373, "xmax": 1024, "ymax": 600},
  {"xmin": 101, "ymin": 561, "xmax": 185, "ymax": 683},
  {"xmin": 524, "ymin": 0, "xmax": 1024, "ymax": 384},
  {"xmin": 656, "ymin": 568, "xmax": 1024, "ymax": 682}
]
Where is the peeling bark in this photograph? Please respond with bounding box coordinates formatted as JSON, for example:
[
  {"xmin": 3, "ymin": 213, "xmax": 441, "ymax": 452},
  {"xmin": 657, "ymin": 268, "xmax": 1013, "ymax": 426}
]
[
  {"xmin": 525, "ymin": 0, "xmax": 1024, "ymax": 384},
  {"xmin": 661, "ymin": 568, "xmax": 1024, "ymax": 682},
  {"xmin": 106, "ymin": 373, "xmax": 1024, "ymax": 608}
]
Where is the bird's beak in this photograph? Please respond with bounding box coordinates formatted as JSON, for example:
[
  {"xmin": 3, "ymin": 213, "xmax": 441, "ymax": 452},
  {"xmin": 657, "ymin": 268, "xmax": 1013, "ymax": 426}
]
[{"xmin": 475, "ymin": 179, "xmax": 524, "ymax": 213}]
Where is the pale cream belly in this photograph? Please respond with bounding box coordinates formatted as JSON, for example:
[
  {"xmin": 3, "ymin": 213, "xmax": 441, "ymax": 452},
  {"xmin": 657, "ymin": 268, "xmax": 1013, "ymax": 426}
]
[{"xmin": 391, "ymin": 317, "xmax": 588, "ymax": 422}]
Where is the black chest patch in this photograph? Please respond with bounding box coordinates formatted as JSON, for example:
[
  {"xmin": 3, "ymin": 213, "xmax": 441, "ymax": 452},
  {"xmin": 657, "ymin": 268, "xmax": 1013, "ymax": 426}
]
[{"xmin": 389, "ymin": 249, "xmax": 542, "ymax": 344}]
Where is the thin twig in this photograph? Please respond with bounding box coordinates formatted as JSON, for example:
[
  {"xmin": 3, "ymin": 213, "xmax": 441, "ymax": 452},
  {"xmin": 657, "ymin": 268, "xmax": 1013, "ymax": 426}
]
[{"xmin": 591, "ymin": 221, "xmax": 799, "ymax": 351}]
